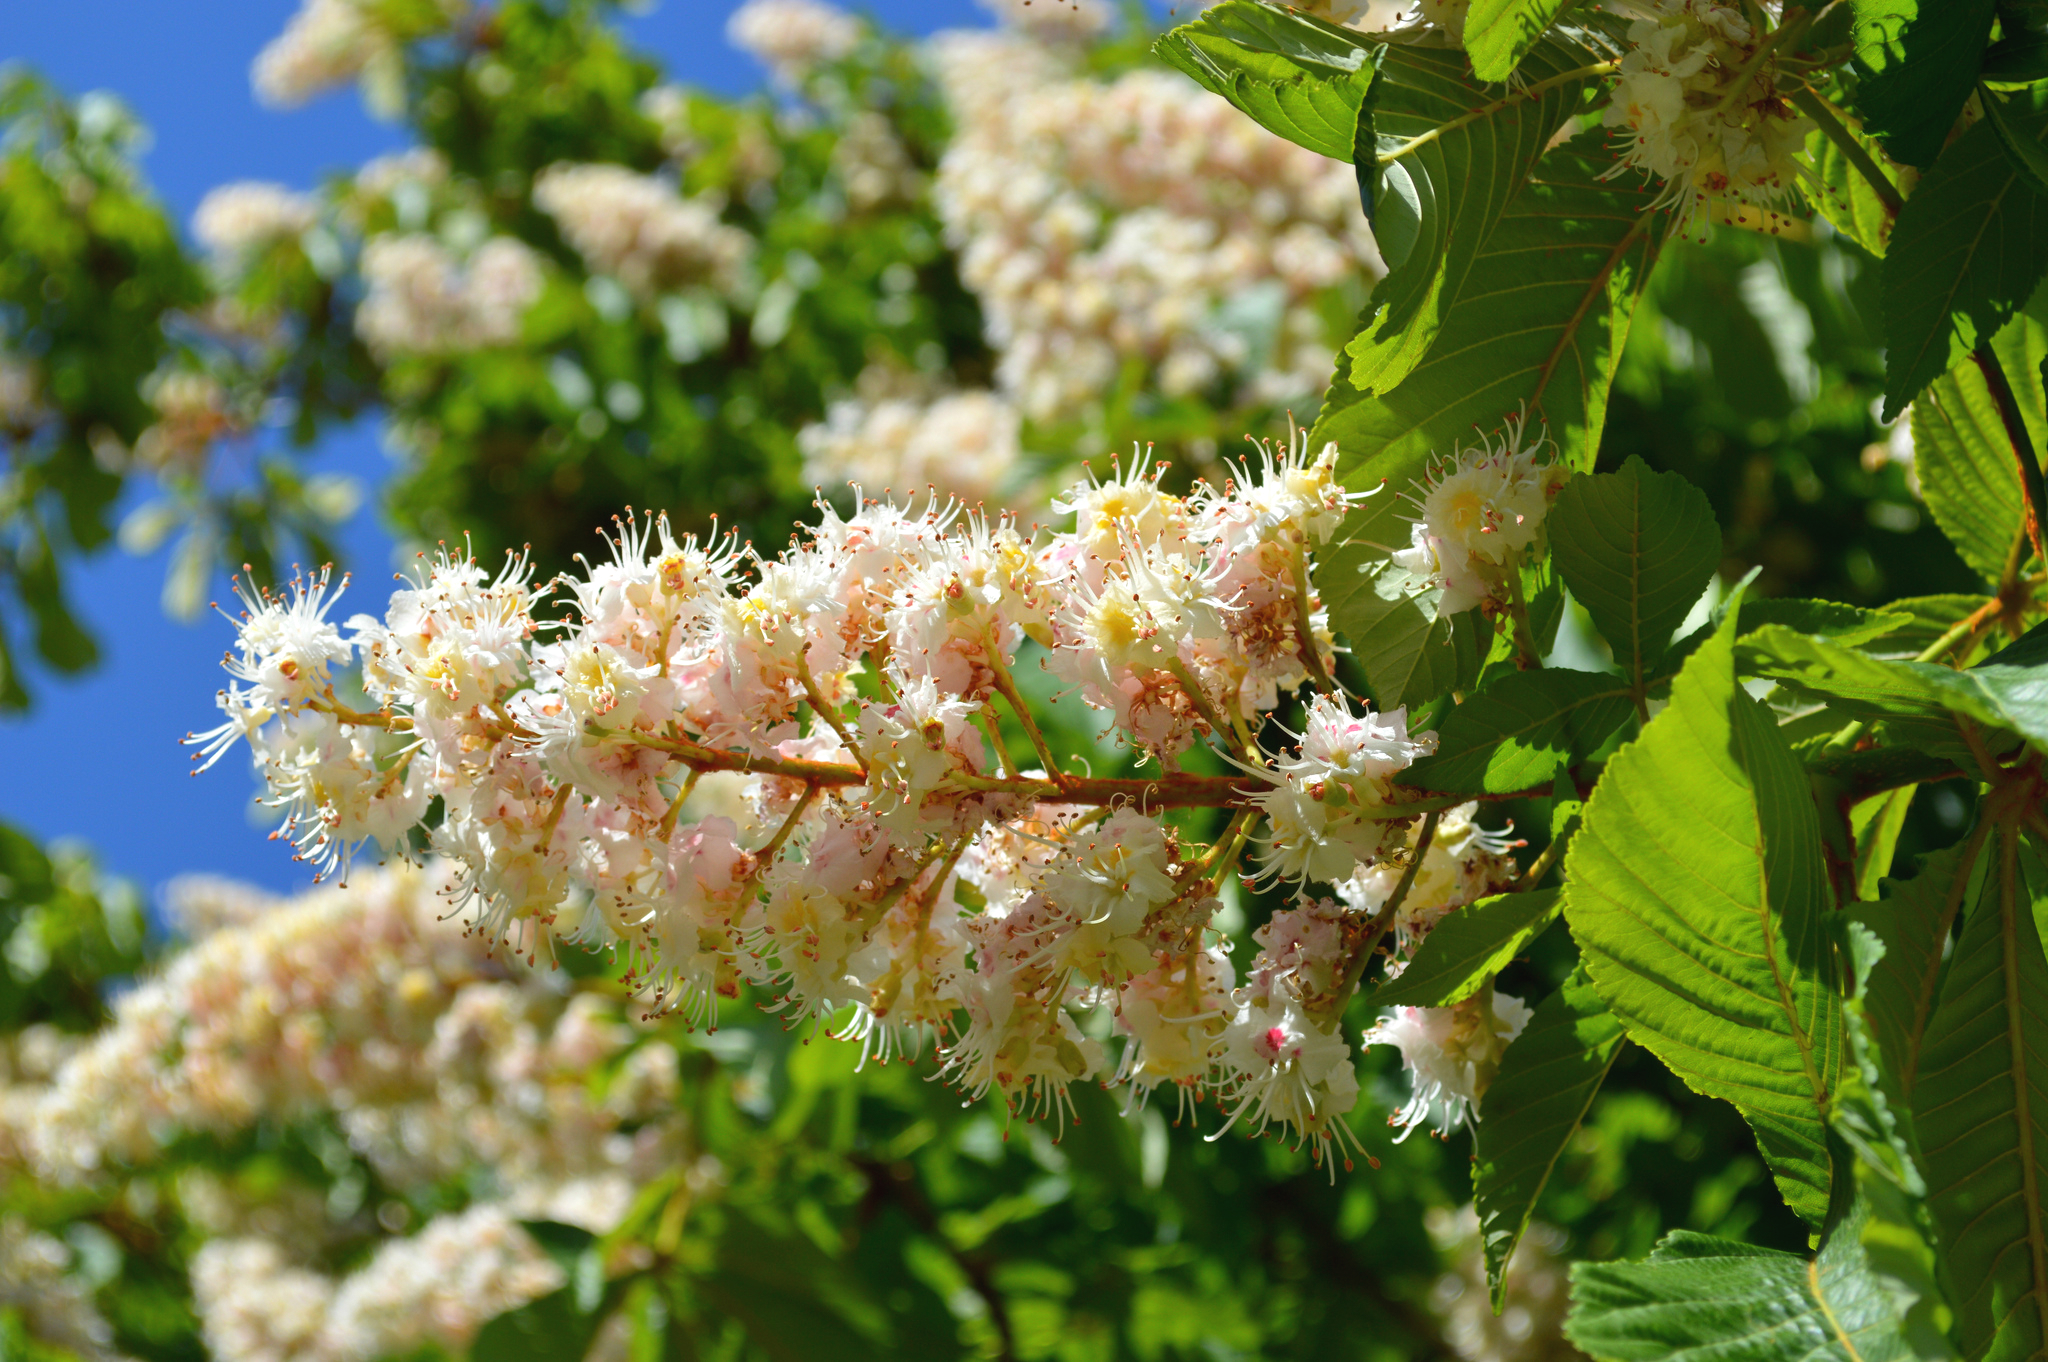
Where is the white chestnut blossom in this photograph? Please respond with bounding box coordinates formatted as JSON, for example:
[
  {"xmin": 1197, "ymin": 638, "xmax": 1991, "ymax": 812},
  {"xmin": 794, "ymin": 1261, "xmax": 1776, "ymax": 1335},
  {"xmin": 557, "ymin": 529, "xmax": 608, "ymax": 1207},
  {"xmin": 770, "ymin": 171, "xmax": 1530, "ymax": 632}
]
[
  {"xmin": 178, "ymin": 433, "xmax": 1552, "ymax": 1158},
  {"xmin": 355, "ymin": 234, "xmax": 543, "ymax": 357},
  {"xmin": 1392, "ymin": 414, "xmax": 1568, "ymax": 615},
  {"xmin": 725, "ymin": 0, "xmax": 864, "ymax": 85},
  {"xmin": 1364, "ymin": 990, "xmax": 1533, "ymax": 1140},
  {"xmin": 532, "ymin": 163, "xmax": 754, "ymax": 302},
  {"xmin": 192, "ymin": 182, "xmax": 318, "ymax": 267},
  {"xmin": 1604, "ymin": 0, "xmax": 1813, "ymax": 236},
  {"xmin": 800, "ymin": 387, "xmax": 1027, "ymax": 512},
  {"xmin": 930, "ymin": 28, "xmax": 1378, "ymax": 421},
  {"xmin": 252, "ymin": 0, "xmax": 464, "ymax": 117}
]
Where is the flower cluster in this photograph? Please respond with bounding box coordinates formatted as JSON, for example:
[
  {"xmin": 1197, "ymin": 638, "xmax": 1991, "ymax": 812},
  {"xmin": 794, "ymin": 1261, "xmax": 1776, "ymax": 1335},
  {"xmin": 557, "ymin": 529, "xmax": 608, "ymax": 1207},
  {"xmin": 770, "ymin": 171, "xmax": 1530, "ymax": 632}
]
[
  {"xmin": 3, "ymin": 864, "xmax": 690, "ymax": 1361},
  {"xmin": 798, "ymin": 385, "xmax": 1026, "ymax": 512},
  {"xmin": 1392, "ymin": 413, "xmax": 1568, "ymax": 615},
  {"xmin": 930, "ymin": 24, "xmax": 1376, "ymax": 421},
  {"xmin": 355, "ymin": 233, "xmax": 544, "ymax": 358},
  {"xmin": 1604, "ymin": 0, "xmax": 1812, "ymax": 236},
  {"xmin": 252, "ymin": 0, "xmax": 464, "ymax": 117},
  {"xmin": 532, "ymin": 163, "xmax": 755, "ymax": 303},
  {"xmin": 191, "ymin": 1207, "xmax": 566, "ymax": 1362},
  {"xmin": 725, "ymin": 0, "xmax": 865, "ymax": 86},
  {"xmin": 0, "ymin": 1220, "xmax": 126, "ymax": 1362},
  {"xmin": 14, "ymin": 864, "xmax": 681, "ymax": 1208},
  {"xmin": 182, "ymin": 431, "xmax": 1543, "ymax": 1162},
  {"xmin": 193, "ymin": 182, "xmax": 319, "ymax": 269}
]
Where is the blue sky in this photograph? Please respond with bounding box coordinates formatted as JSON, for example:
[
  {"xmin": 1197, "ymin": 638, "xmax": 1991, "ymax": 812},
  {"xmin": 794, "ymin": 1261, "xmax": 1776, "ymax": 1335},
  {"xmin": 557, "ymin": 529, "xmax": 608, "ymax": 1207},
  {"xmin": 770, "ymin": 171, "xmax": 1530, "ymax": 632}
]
[{"xmin": 0, "ymin": 0, "xmax": 1001, "ymax": 898}]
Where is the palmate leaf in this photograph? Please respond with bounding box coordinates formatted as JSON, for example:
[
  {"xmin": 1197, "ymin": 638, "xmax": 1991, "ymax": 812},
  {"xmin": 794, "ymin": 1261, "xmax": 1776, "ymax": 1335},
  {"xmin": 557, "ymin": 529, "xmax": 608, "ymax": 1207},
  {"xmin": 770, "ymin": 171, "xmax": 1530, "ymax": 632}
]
[
  {"xmin": 1850, "ymin": 0, "xmax": 1998, "ymax": 169},
  {"xmin": 1882, "ymin": 95, "xmax": 2048, "ymax": 418},
  {"xmin": 1372, "ymin": 888, "xmax": 1562, "ymax": 1007},
  {"xmin": 1909, "ymin": 297, "xmax": 2047, "ymax": 585},
  {"xmin": 1316, "ymin": 136, "xmax": 1662, "ymax": 509},
  {"xmin": 1565, "ymin": 1203, "xmax": 1912, "ymax": 1362},
  {"xmin": 1547, "ymin": 456, "xmax": 1722, "ymax": 707},
  {"xmin": 1152, "ymin": 1, "xmax": 1383, "ymax": 162},
  {"xmin": 1915, "ymin": 830, "xmax": 2048, "ymax": 1362},
  {"xmin": 1472, "ymin": 965, "xmax": 1624, "ymax": 1306},
  {"xmin": 1399, "ymin": 667, "xmax": 1633, "ymax": 793},
  {"xmin": 1740, "ymin": 624, "xmax": 2048, "ymax": 761},
  {"xmin": 1562, "ymin": 599, "xmax": 1843, "ymax": 1225}
]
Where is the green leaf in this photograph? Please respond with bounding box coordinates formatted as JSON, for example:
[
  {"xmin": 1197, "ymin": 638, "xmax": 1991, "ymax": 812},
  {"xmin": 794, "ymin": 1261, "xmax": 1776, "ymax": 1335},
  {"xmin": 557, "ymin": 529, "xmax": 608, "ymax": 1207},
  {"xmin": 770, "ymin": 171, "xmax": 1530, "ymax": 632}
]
[
  {"xmin": 1341, "ymin": 29, "xmax": 1631, "ymax": 402},
  {"xmin": 1740, "ymin": 598, "xmax": 1911, "ymax": 650},
  {"xmin": 1317, "ymin": 136, "xmax": 1659, "ymax": 516},
  {"xmin": 1462, "ymin": 0, "xmax": 1581, "ymax": 82},
  {"xmin": 1152, "ymin": 1, "xmax": 1383, "ymax": 161},
  {"xmin": 1321, "ymin": 546, "xmax": 1485, "ymax": 709},
  {"xmin": 1984, "ymin": 28, "xmax": 2048, "ymax": 83},
  {"xmin": 1563, "ymin": 599, "xmax": 1842, "ymax": 1225},
  {"xmin": 1882, "ymin": 101, "xmax": 2048, "ymax": 418},
  {"xmin": 1805, "ymin": 105, "xmax": 1907, "ymax": 258},
  {"xmin": 1564, "ymin": 1208, "xmax": 1911, "ymax": 1362},
  {"xmin": 1472, "ymin": 965, "xmax": 1624, "ymax": 1307},
  {"xmin": 1833, "ymin": 1013, "xmax": 1958, "ymax": 1362},
  {"xmin": 1984, "ymin": 82, "xmax": 2048, "ymax": 198},
  {"xmin": 1373, "ymin": 889, "xmax": 1562, "ymax": 1007},
  {"xmin": 1855, "ymin": 838, "xmax": 1986, "ymax": 1112},
  {"xmin": 1868, "ymin": 594, "xmax": 1998, "ymax": 661},
  {"xmin": 1399, "ymin": 668, "xmax": 1632, "ymax": 793},
  {"xmin": 1851, "ymin": 0, "xmax": 1997, "ymax": 168},
  {"xmin": 1850, "ymin": 786, "xmax": 1916, "ymax": 902},
  {"xmin": 1548, "ymin": 456, "xmax": 1722, "ymax": 704},
  {"xmin": 471, "ymin": 1281, "xmax": 621, "ymax": 1362},
  {"xmin": 1909, "ymin": 297, "xmax": 2047, "ymax": 584},
  {"xmin": 1915, "ymin": 830, "xmax": 2048, "ymax": 1362},
  {"xmin": 1741, "ymin": 624, "xmax": 2048, "ymax": 760}
]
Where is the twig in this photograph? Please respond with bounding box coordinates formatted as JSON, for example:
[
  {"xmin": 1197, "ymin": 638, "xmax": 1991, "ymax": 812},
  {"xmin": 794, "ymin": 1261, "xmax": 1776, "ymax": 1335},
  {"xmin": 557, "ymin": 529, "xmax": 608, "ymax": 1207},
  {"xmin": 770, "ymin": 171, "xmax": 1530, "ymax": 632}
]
[
  {"xmin": 1288, "ymin": 538, "xmax": 1336, "ymax": 694},
  {"xmin": 982, "ymin": 628, "xmax": 1064, "ymax": 781},
  {"xmin": 798, "ymin": 654, "xmax": 867, "ymax": 774}
]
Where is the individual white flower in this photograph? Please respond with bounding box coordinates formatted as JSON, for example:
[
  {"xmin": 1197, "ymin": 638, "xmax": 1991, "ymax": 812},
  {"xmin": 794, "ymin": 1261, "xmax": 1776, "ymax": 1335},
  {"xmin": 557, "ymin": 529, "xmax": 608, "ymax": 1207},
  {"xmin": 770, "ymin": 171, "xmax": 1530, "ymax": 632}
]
[
  {"xmin": 726, "ymin": 0, "xmax": 863, "ymax": 85},
  {"xmin": 1115, "ymin": 946, "xmax": 1235, "ymax": 1109},
  {"xmin": 1392, "ymin": 413, "xmax": 1567, "ymax": 615},
  {"xmin": 1339, "ymin": 802, "xmax": 1518, "ymax": 948},
  {"xmin": 1363, "ymin": 990, "xmax": 1533, "ymax": 1140},
  {"xmin": 1215, "ymin": 984, "xmax": 1363, "ymax": 1171},
  {"xmin": 1603, "ymin": 0, "xmax": 1813, "ymax": 236},
  {"xmin": 1254, "ymin": 694, "xmax": 1435, "ymax": 884}
]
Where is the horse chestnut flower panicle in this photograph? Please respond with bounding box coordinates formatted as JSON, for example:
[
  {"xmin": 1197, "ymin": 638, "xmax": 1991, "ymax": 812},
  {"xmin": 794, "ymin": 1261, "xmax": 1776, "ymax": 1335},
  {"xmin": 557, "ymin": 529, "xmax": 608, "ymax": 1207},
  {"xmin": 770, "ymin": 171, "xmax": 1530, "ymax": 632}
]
[
  {"xmin": 1602, "ymin": 0, "xmax": 1812, "ymax": 237},
  {"xmin": 188, "ymin": 431, "xmax": 1529, "ymax": 1164}
]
